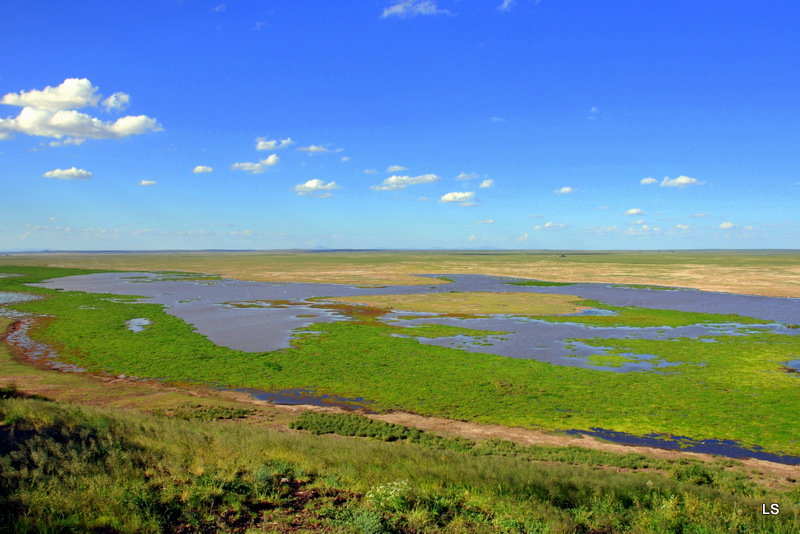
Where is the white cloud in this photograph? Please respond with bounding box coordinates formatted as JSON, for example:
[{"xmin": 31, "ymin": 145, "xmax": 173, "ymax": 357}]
[
  {"xmin": 633, "ymin": 219, "xmax": 645, "ymax": 225},
  {"xmin": 341, "ymin": 156, "xmax": 351, "ymax": 162},
  {"xmin": 382, "ymin": 0, "xmax": 449, "ymax": 18},
  {"xmin": 192, "ymin": 165, "xmax": 213, "ymax": 174},
  {"xmin": 417, "ymin": 196, "xmax": 428, "ymax": 201},
  {"xmin": 517, "ymin": 232, "xmax": 529, "ymax": 242},
  {"xmin": 534, "ymin": 221, "xmax": 566, "ymax": 230},
  {"xmin": 640, "ymin": 177, "xmax": 657, "ymax": 185},
  {"xmin": 364, "ymin": 169, "xmax": 378, "ymax": 174},
  {"xmin": 48, "ymin": 137, "xmax": 86, "ymax": 147},
  {"xmin": 139, "ymin": 180, "xmax": 157, "ymax": 186},
  {"xmin": 469, "ymin": 234, "xmax": 477, "ymax": 241},
  {"xmin": 2, "ymin": 78, "xmax": 99, "ymax": 110},
  {"xmin": 0, "ymin": 78, "xmax": 161, "ymax": 142},
  {"xmin": 479, "ymin": 179, "xmax": 494, "ymax": 188},
  {"xmin": 439, "ymin": 191, "xmax": 475, "ymax": 203},
  {"xmin": 42, "ymin": 167, "xmax": 92, "ymax": 180},
  {"xmin": 490, "ymin": 116, "xmax": 506, "ymax": 122},
  {"xmin": 372, "ymin": 173, "xmax": 440, "ymax": 191},
  {"xmin": 213, "ymin": 3, "xmax": 227, "ymax": 12},
  {"xmin": 387, "ymin": 165, "xmax": 408, "ymax": 172},
  {"xmin": 597, "ymin": 206, "xmax": 609, "ymax": 210},
  {"xmin": 231, "ymin": 154, "xmax": 279, "ymax": 174},
  {"xmin": 297, "ymin": 144, "xmax": 328, "ymax": 153},
  {"xmin": 690, "ymin": 213, "xmax": 708, "ymax": 218},
  {"xmin": 554, "ymin": 186, "xmax": 574, "ymax": 194},
  {"xmin": 476, "ymin": 219, "xmax": 494, "ymax": 224},
  {"xmin": 456, "ymin": 172, "xmax": 479, "ymax": 181},
  {"xmin": 256, "ymin": 137, "xmax": 292, "ymax": 151},
  {"xmin": 293, "ymin": 179, "xmax": 338, "ymax": 196},
  {"xmin": 530, "ymin": 214, "xmax": 542, "ymax": 218},
  {"xmin": 719, "ymin": 222, "xmax": 736, "ymax": 229},
  {"xmin": 624, "ymin": 208, "xmax": 645, "ymax": 215},
  {"xmin": 661, "ymin": 175, "xmax": 701, "ymax": 188},
  {"xmin": 676, "ymin": 224, "xmax": 690, "ymax": 230},
  {"xmin": 101, "ymin": 92, "xmax": 130, "ymax": 112}
]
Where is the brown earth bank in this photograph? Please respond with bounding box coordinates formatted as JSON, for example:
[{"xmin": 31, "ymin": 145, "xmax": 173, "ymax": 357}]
[
  {"xmin": 2, "ymin": 250, "xmax": 799, "ymax": 297},
  {"xmin": 3, "ymin": 318, "xmax": 799, "ymax": 491}
]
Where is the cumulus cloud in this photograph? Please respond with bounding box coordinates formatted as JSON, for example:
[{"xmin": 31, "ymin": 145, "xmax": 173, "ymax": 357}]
[
  {"xmin": 101, "ymin": 92, "xmax": 130, "ymax": 112},
  {"xmin": 2, "ymin": 78, "xmax": 99, "ymax": 110},
  {"xmin": 382, "ymin": 0, "xmax": 449, "ymax": 18},
  {"xmin": 256, "ymin": 137, "xmax": 292, "ymax": 150},
  {"xmin": 139, "ymin": 180, "xmax": 157, "ymax": 186},
  {"xmin": 293, "ymin": 179, "xmax": 338, "ymax": 196},
  {"xmin": 372, "ymin": 173, "xmax": 440, "ymax": 191},
  {"xmin": 297, "ymin": 144, "xmax": 328, "ymax": 153},
  {"xmin": 439, "ymin": 191, "xmax": 475, "ymax": 203},
  {"xmin": 456, "ymin": 172, "xmax": 479, "ymax": 181},
  {"xmin": 341, "ymin": 156, "xmax": 350, "ymax": 162},
  {"xmin": 387, "ymin": 165, "xmax": 407, "ymax": 172},
  {"xmin": 479, "ymin": 179, "xmax": 494, "ymax": 188},
  {"xmin": 42, "ymin": 167, "xmax": 92, "ymax": 180},
  {"xmin": 624, "ymin": 208, "xmax": 645, "ymax": 215},
  {"xmin": 517, "ymin": 232, "xmax": 529, "ymax": 242},
  {"xmin": 193, "ymin": 165, "xmax": 213, "ymax": 174},
  {"xmin": 719, "ymin": 222, "xmax": 736, "ymax": 229},
  {"xmin": 676, "ymin": 224, "xmax": 690, "ymax": 230},
  {"xmin": 231, "ymin": 154, "xmax": 279, "ymax": 174},
  {"xmin": 554, "ymin": 186, "xmax": 574, "ymax": 194},
  {"xmin": 640, "ymin": 177, "xmax": 657, "ymax": 185},
  {"xmin": 469, "ymin": 234, "xmax": 477, "ymax": 241},
  {"xmin": 476, "ymin": 219, "xmax": 494, "ymax": 224},
  {"xmin": 660, "ymin": 175, "xmax": 701, "ymax": 188},
  {"xmin": 0, "ymin": 78, "xmax": 161, "ymax": 142},
  {"xmin": 534, "ymin": 221, "xmax": 566, "ymax": 230}
]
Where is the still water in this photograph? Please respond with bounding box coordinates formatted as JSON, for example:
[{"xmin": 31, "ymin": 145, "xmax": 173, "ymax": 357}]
[{"xmin": 35, "ymin": 272, "xmax": 799, "ymax": 372}]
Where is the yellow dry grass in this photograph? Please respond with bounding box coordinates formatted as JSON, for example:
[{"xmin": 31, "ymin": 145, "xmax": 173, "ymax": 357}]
[
  {"xmin": 330, "ymin": 291, "xmax": 585, "ymax": 316},
  {"xmin": 1, "ymin": 250, "xmax": 798, "ymax": 297}
]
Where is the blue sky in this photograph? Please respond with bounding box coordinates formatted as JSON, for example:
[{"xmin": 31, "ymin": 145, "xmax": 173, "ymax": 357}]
[{"xmin": 2, "ymin": 0, "xmax": 798, "ymax": 250}]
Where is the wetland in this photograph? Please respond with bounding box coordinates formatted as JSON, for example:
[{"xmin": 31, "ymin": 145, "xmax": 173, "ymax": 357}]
[{"xmin": 2, "ymin": 261, "xmax": 800, "ymax": 463}]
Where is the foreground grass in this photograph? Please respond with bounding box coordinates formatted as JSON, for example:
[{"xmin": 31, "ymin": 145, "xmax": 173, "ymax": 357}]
[
  {"xmin": 3, "ymin": 265, "xmax": 800, "ymax": 457},
  {"xmin": 1, "ymin": 396, "xmax": 798, "ymax": 533}
]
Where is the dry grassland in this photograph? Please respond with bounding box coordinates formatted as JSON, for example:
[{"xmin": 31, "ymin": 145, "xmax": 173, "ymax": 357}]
[
  {"xmin": 330, "ymin": 291, "xmax": 586, "ymax": 316},
  {"xmin": 1, "ymin": 249, "xmax": 798, "ymax": 296}
]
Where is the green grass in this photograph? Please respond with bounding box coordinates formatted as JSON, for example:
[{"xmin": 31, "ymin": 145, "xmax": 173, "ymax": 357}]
[
  {"xmin": 2, "ymin": 397, "xmax": 798, "ymax": 533},
  {"xmin": 3, "ymin": 265, "xmax": 800, "ymax": 457}
]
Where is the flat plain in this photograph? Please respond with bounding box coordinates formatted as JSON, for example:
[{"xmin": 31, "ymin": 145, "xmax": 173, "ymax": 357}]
[
  {"xmin": 2, "ymin": 250, "xmax": 799, "ymax": 532},
  {"xmin": 2, "ymin": 249, "xmax": 799, "ymax": 296}
]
